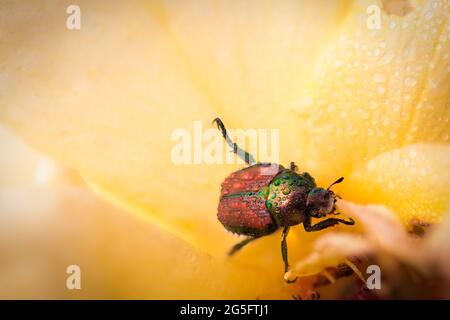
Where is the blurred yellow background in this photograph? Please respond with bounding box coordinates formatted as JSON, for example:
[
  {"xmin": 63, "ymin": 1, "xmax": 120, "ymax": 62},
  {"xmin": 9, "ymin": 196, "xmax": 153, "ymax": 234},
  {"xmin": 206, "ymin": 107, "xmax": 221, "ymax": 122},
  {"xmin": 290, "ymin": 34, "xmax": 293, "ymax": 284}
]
[{"xmin": 0, "ymin": 0, "xmax": 448, "ymax": 299}]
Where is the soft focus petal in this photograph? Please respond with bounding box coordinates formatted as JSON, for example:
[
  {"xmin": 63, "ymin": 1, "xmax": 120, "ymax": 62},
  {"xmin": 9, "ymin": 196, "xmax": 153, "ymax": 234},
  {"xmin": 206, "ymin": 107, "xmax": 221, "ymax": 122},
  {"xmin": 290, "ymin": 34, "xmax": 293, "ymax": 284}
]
[
  {"xmin": 0, "ymin": 126, "xmax": 295, "ymax": 299},
  {"xmin": 344, "ymin": 144, "xmax": 450, "ymax": 223},
  {"xmin": 288, "ymin": 200, "xmax": 423, "ymax": 280},
  {"xmin": 293, "ymin": 0, "xmax": 449, "ymax": 186},
  {"xmin": 287, "ymin": 233, "xmax": 371, "ymax": 278},
  {"xmin": 0, "ymin": 0, "xmax": 352, "ymax": 259},
  {"xmin": 337, "ymin": 200, "xmax": 420, "ymax": 263},
  {"xmin": 425, "ymin": 210, "xmax": 450, "ymax": 281}
]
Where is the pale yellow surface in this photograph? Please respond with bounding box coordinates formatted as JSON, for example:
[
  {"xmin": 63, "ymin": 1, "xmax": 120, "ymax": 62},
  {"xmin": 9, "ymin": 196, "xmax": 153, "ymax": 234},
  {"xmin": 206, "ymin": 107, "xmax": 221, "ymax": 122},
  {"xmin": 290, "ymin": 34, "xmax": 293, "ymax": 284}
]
[{"xmin": 0, "ymin": 0, "xmax": 449, "ymax": 298}]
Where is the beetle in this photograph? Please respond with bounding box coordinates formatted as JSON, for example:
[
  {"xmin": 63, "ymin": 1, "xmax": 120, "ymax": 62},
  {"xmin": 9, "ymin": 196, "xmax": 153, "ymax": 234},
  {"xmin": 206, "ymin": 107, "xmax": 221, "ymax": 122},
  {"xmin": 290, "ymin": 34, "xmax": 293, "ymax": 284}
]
[{"xmin": 213, "ymin": 118, "xmax": 355, "ymax": 283}]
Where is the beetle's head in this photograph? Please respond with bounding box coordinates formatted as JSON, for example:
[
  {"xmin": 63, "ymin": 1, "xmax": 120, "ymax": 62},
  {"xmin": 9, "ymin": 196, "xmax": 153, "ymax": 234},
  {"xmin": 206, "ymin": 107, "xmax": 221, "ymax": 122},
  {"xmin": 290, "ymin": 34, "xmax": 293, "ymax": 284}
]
[{"xmin": 306, "ymin": 177, "xmax": 343, "ymax": 218}]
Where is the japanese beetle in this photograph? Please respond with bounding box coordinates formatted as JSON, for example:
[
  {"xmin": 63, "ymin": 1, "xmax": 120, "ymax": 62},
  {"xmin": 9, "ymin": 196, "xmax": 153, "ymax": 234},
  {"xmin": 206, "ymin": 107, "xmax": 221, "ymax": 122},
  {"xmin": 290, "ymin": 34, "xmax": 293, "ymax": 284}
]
[{"xmin": 213, "ymin": 118, "xmax": 355, "ymax": 283}]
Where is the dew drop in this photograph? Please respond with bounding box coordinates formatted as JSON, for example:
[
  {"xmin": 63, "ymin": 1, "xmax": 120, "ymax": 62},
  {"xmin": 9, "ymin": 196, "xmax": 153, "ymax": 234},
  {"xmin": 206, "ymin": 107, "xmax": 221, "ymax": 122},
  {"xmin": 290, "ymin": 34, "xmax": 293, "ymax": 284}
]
[
  {"xmin": 345, "ymin": 76, "xmax": 356, "ymax": 85},
  {"xmin": 372, "ymin": 73, "xmax": 386, "ymax": 83},
  {"xmin": 401, "ymin": 112, "xmax": 410, "ymax": 122},
  {"xmin": 359, "ymin": 109, "xmax": 370, "ymax": 119},
  {"xmin": 404, "ymin": 77, "xmax": 417, "ymax": 87},
  {"xmin": 389, "ymin": 21, "xmax": 396, "ymax": 29},
  {"xmin": 409, "ymin": 149, "xmax": 417, "ymax": 158},
  {"xmin": 389, "ymin": 131, "xmax": 397, "ymax": 140},
  {"xmin": 376, "ymin": 86, "xmax": 386, "ymax": 95},
  {"xmin": 303, "ymin": 96, "xmax": 314, "ymax": 107}
]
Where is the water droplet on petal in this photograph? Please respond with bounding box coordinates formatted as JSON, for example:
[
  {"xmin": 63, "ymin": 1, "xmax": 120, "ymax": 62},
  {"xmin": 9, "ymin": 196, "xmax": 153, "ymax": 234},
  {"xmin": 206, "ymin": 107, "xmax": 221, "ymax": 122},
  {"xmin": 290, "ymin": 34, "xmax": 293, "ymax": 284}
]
[
  {"xmin": 372, "ymin": 73, "xmax": 386, "ymax": 83},
  {"xmin": 404, "ymin": 77, "xmax": 417, "ymax": 87},
  {"xmin": 345, "ymin": 76, "xmax": 356, "ymax": 85},
  {"xmin": 376, "ymin": 86, "xmax": 386, "ymax": 95},
  {"xmin": 389, "ymin": 131, "xmax": 397, "ymax": 140},
  {"xmin": 401, "ymin": 112, "xmax": 410, "ymax": 122}
]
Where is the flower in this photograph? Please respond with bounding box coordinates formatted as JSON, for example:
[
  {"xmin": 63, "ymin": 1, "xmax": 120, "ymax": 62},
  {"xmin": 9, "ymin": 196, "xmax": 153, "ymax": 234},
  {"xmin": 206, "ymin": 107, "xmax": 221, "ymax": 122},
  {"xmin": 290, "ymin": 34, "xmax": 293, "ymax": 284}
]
[
  {"xmin": 286, "ymin": 200, "xmax": 450, "ymax": 299},
  {"xmin": 0, "ymin": 0, "xmax": 448, "ymax": 298}
]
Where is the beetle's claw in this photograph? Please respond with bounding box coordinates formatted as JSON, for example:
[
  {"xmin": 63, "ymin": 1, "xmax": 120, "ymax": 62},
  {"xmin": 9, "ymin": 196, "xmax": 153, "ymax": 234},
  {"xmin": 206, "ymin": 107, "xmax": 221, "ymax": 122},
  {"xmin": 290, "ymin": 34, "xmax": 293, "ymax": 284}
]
[
  {"xmin": 285, "ymin": 277, "xmax": 298, "ymax": 284},
  {"xmin": 341, "ymin": 217, "xmax": 355, "ymax": 225}
]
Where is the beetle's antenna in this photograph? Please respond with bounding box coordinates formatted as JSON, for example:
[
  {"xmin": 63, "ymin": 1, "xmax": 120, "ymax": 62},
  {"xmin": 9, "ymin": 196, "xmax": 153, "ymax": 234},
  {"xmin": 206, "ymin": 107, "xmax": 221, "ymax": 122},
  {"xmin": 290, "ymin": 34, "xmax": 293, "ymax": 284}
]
[{"xmin": 327, "ymin": 177, "xmax": 344, "ymax": 190}]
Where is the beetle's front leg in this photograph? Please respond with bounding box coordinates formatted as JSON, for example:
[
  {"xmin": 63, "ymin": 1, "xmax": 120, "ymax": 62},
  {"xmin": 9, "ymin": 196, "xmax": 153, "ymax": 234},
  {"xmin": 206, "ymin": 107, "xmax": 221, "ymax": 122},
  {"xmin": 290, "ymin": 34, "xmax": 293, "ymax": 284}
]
[
  {"xmin": 303, "ymin": 216, "xmax": 354, "ymax": 232},
  {"xmin": 212, "ymin": 118, "xmax": 256, "ymax": 165},
  {"xmin": 281, "ymin": 226, "xmax": 297, "ymax": 283},
  {"xmin": 290, "ymin": 162, "xmax": 298, "ymax": 171},
  {"xmin": 229, "ymin": 236, "xmax": 260, "ymax": 256}
]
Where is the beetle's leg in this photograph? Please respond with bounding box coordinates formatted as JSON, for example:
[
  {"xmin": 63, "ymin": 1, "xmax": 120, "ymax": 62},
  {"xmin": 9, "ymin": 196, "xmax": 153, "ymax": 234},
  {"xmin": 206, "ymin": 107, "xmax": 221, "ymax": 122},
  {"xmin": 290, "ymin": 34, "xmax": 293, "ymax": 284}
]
[
  {"xmin": 281, "ymin": 227, "xmax": 290, "ymax": 272},
  {"xmin": 290, "ymin": 162, "xmax": 298, "ymax": 171},
  {"xmin": 212, "ymin": 118, "xmax": 256, "ymax": 165},
  {"xmin": 281, "ymin": 226, "xmax": 297, "ymax": 283},
  {"xmin": 303, "ymin": 216, "xmax": 355, "ymax": 232},
  {"xmin": 228, "ymin": 236, "xmax": 260, "ymax": 256}
]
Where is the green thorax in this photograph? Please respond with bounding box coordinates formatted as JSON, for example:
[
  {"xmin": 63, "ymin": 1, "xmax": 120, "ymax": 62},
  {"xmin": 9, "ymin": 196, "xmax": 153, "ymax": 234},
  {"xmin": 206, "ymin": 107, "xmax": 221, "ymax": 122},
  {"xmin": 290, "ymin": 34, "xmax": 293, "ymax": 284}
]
[{"xmin": 265, "ymin": 170, "xmax": 316, "ymax": 225}]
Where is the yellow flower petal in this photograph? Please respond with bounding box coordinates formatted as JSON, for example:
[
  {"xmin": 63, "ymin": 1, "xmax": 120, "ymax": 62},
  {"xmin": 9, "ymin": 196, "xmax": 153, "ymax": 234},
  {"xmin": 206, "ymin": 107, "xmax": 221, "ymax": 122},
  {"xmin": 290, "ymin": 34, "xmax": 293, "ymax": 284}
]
[
  {"xmin": 289, "ymin": 200, "xmax": 422, "ymax": 279},
  {"xmin": 286, "ymin": 232, "xmax": 371, "ymax": 278},
  {"xmin": 293, "ymin": 0, "xmax": 449, "ymax": 183},
  {"xmin": 0, "ymin": 126, "xmax": 295, "ymax": 299},
  {"xmin": 0, "ymin": 0, "xmax": 351, "ymax": 260},
  {"xmin": 344, "ymin": 144, "xmax": 450, "ymax": 223}
]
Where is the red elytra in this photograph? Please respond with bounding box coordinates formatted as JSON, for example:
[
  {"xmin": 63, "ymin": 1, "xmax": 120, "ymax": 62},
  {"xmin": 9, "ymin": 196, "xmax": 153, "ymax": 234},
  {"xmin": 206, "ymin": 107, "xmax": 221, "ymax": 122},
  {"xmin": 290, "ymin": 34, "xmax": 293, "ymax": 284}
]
[{"xmin": 217, "ymin": 163, "xmax": 283, "ymax": 235}]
